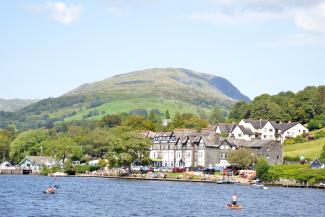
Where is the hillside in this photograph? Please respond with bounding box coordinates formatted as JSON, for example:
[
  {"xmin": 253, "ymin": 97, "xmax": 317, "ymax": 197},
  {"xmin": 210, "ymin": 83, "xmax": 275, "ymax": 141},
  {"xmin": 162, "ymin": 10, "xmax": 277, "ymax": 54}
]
[
  {"xmin": 0, "ymin": 68, "xmax": 249, "ymax": 129},
  {"xmin": 66, "ymin": 68, "xmax": 249, "ymax": 104},
  {"xmin": 284, "ymin": 137, "xmax": 325, "ymax": 160},
  {"xmin": 0, "ymin": 98, "xmax": 39, "ymax": 112}
]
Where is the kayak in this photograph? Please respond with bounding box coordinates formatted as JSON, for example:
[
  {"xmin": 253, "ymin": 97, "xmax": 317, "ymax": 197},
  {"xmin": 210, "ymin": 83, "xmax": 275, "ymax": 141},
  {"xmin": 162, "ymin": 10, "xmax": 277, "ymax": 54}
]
[
  {"xmin": 226, "ymin": 204, "xmax": 243, "ymax": 209},
  {"xmin": 43, "ymin": 190, "xmax": 55, "ymax": 194}
]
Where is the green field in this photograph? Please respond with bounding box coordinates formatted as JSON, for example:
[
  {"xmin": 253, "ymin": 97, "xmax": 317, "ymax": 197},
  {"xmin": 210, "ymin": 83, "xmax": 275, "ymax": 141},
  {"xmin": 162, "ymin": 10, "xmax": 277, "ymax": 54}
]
[
  {"xmin": 64, "ymin": 97, "xmax": 211, "ymax": 122},
  {"xmin": 284, "ymin": 137, "xmax": 325, "ymax": 160}
]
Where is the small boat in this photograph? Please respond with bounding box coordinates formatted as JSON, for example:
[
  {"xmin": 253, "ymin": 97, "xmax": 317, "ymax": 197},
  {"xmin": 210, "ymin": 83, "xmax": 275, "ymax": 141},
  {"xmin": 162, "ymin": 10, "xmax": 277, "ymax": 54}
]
[
  {"xmin": 217, "ymin": 180, "xmax": 235, "ymax": 184},
  {"xmin": 43, "ymin": 190, "xmax": 55, "ymax": 194},
  {"xmin": 226, "ymin": 204, "xmax": 243, "ymax": 209},
  {"xmin": 251, "ymin": 182, "xmax": 268, "ymax": 189}
]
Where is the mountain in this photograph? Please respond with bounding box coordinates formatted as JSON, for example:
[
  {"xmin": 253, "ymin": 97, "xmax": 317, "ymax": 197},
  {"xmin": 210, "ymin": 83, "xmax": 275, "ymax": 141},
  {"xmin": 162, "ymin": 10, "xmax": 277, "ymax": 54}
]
[
  {"xmin": 0, "ymin": 68, "xmax": 249, "ymax": 130},
  {"xmin": 0, "ymin": 98, "xmax": 39, "ymax": 112},
  {"xmin": 66, "ymin": 68, "xmax": 249, "ymax": 104}
]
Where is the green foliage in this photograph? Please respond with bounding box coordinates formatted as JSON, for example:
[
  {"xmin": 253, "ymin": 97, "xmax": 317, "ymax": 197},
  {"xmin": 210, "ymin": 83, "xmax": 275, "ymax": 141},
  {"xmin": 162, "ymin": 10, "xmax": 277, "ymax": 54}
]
[
  {"xmin": 0, "ymin": 128, "xmax": 15, "ymax": 162},
  {"xmin": 64, "ymin": 161, "xmax": 75, "ymax": 175},
  {"xmin": 9, "ymin": 129, "xmax": 48, "ymax": 163},
  {"xmin": 320, "ymin": 145, "xmax": 325, "ymax": 163},
  {"xmin": 172, "ymin": 112, "xmax": 208, "ymax": 130},
  {"xmin": 314, "ymin": 129, "xmax": 325, "ymax": 139},
  {"xmin": 227, "ymin": 149, "xmax": 254, "ymax": 169},
  {"xmin": 228, "ymin": 101, "xmax": 250, "ymax": 121},
  {"xmin": 209, "ymin": 107, "xmax": 225, "ymax": 124},
  {"xmin": 41, "ymin": 166, "xmax": 61, "ymax": 176},
  {"xmin": 256, "ymin": 158, "xmax": 270, "ymax": 181},
  {"xmin": 97, "ymin": 114, "xmax": 122, "ymax": 128},
  {"xmin": 228, "ymin": 86, "xmax": 325, "ymax": 123},
  {"xmin": 165, "ymin": 109, "xmax": 170, "ymax": 119},
  {"xmin": 267, "ymin": 164, "xmax": 325, "ymax": 184},
  {"xmin": 75, "ymin": 165, "xmax": 100, "ymax": 173},
  {"xmin": 106, "ymin": 131, "xmax": 151, "ymax": 169},
  {"xmin": 98, "ymin": 159, "xmax": 107, "ymax": 168},
  {"xmin": 42, "ymin": 135, "xmax": 81, "ymax": 163},
  {"xmin": 284, "ymin": 137, "xmax": 325, "ymax": 160}
]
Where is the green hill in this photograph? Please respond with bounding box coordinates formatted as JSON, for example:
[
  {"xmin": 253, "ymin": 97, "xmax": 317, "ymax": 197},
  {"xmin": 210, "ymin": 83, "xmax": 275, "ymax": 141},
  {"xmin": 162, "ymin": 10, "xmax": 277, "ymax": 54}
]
[{"xmin": 0, "ymin": 68, "xmax": 249, "ymax": 130}]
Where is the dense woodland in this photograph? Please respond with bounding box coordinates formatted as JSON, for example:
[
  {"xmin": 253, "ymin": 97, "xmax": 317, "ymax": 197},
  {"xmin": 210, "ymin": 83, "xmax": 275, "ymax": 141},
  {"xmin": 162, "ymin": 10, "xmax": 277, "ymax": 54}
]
[
  {"xmin": 229, "ymin": 86, "xmax": 325, "ymax": 128},
  {"xmin": 0, "ymin": 85, "xmax": 324, "ymax": 166}
]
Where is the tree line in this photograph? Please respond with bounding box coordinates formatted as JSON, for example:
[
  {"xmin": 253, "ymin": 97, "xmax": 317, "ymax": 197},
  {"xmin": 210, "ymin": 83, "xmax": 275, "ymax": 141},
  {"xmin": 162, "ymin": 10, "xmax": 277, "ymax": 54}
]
[{"xmin": 228, "ymin": 86, "xmax": 325, "ymax": 129}]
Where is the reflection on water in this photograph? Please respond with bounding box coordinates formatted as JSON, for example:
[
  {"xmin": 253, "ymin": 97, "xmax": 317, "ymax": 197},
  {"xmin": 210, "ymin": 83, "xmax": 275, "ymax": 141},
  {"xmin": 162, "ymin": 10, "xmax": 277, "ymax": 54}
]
[{"xmin": 0, "ymin": 175, "xmax": 324, "ymax": 217}]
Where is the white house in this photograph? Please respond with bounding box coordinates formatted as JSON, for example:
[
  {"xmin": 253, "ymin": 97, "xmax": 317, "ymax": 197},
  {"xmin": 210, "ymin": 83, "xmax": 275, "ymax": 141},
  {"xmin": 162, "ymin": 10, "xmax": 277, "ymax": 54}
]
[
  {"xmin": 20, "ymin": 156, "xmax": 56, "ymax": 170},
  {"xmin": 279, "ymin": 122, "xmax": 308, "ymax": 141},
  {"xmin": 230, "ymin": 125, "xmax": 254, "ymax": 141}
]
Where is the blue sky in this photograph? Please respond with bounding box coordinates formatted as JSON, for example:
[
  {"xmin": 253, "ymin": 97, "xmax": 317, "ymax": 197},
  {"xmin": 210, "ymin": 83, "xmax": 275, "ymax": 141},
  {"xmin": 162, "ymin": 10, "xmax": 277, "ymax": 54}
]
[{"xmin": 1, "ymin": 0, "xmax": 325, "ymax": 100}]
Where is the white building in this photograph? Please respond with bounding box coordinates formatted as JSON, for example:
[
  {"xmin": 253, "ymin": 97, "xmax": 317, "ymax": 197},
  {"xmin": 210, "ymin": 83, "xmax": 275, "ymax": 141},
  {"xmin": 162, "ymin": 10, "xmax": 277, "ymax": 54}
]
[{"xmin": 217, "ymin": 119, "xmax": 308, "ymax": 144}]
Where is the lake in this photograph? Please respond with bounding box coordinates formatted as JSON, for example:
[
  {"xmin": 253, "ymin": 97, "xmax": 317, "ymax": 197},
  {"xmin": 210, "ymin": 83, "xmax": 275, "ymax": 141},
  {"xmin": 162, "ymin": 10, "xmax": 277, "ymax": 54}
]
[{"xmin": 0, "ymin": 175, "xmax": 324, "ymax": 217}]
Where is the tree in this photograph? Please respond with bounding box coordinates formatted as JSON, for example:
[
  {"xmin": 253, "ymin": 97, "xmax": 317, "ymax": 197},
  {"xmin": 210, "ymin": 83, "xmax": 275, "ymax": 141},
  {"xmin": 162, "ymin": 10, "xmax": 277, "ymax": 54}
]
[
  {"xmin": 107, "ymin": 131, "xmax": 151, "ymax": 173},
  {"xmin": 256, "ymin": 158, "xmax": 270, "ymax": 181},
  {"xmin": 98, "ymin": 115, "xmax": 122, "ymax": 128},
  {"xmin": 228, "ymin": 101, "xmax": 250, "ymax": 121},
  {"xmin": 227, "ymin": 149, "xmax": 254, "ymax": 169},
  {"xmin": 165, "ymin": 110, "xmax": 170, "ymax": 119},
  {"xmin": 42, "ymin": 135, "xmax": 80, "ymax": 163},
  {"xmin": 9, "ymin": 129, "xmax": 48, "ymax": 163},
  {"xmin": 209, "ymin": 107, "xmax": 225, "ymax": 124},
  {"xmin": 0, "ymin": 129, "xmax": 14, "ymax": 162}
]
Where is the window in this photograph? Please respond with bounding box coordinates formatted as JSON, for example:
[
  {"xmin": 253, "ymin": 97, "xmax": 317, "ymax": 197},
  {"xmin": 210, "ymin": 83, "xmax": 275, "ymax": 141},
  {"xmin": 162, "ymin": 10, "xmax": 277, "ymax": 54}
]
[
  {"xmin": 238, "ymin": 134, "xmax": 242, "ymax": 137},
  {"xmin": 266, "ymin": 154, "xmax": 269, "ymax": 159},
  {"xmin": 263, "ymin": 135, "xmax": 267, "ymax": 138},
  {"xmin": 277, "ymin": 155, "xmax": 279, "ymax": 159},
  {"xmin": 269, "ymin": 129, "xmax": 273, "ymax": 132},
  {"xmin": 264, "ymin": 128, "xmax": 267, "ymax": 132},
  {"xmin": 171, "ymin": 162, "xmax": 174, "ymax": 167},
  {"xmin": 267, "ymin": 147, "xmax": 270, "ymax": 152}
]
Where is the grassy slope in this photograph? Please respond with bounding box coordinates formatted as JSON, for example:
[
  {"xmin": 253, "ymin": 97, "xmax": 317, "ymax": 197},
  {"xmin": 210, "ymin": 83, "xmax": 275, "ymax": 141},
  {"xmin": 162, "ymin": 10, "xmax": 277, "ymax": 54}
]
[
  {"xmin": 284, "ymin": 137, "xmax": 325, "ymax": 159},
  {"xmin": 62, "ymin": 97, "xmax": 211, "ymax": 122}
]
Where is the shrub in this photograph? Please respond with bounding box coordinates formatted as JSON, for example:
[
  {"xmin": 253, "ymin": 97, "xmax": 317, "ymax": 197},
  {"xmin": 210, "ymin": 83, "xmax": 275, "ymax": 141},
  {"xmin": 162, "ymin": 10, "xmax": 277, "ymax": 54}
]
[
  {"xmin": 75, "ymin": 165, "xmax": 100, "ymax": 173},
  {"xmin": 256, "ymin": 159, "xmax": 270, "ymax": 181}
]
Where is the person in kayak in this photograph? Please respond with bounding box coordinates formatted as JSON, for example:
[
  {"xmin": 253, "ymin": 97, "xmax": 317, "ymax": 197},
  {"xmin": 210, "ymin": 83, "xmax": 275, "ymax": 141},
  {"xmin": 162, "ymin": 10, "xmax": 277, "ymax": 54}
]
[
  {"xmin": 231, "ymin": 193, "xmax": 238, "ymax": 206},
  {"xmin": 47, "ymin": 186, "xmax": 55, "ymax": 193}
]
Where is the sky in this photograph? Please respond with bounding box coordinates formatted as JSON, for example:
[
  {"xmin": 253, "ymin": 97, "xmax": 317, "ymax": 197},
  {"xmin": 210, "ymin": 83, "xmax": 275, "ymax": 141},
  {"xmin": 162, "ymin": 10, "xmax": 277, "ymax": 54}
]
[{"xmin": 1, "ymin": 0, "xmax": 325, "ymax": 100}]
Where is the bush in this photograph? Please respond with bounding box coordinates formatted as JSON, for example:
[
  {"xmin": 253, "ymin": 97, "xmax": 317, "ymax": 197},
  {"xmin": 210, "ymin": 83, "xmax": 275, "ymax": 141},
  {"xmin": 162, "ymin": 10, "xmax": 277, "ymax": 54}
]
[
  {"xmin": 267, "ymin": 164, "xmax": 325, "ymax": 184},
  {"xmin": 75, "ymin": 165, "xmax": 100, "ymax": 173},
  {"xmin": 40, "ymin": 166, "xmax": 61, "ymax": 176},
  {"xmin": 256, "ymin": 159, "xmax": 270, "ymax": 181},
  {"xmin": 314, "ymin": 130, "xmax": 325, "ymax": 139}
]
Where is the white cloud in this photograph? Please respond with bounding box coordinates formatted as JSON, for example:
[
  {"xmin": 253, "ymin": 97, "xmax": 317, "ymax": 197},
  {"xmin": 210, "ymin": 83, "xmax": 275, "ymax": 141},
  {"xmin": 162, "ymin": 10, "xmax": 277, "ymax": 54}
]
[
  {"xmin": 193, "ymin": 0, "xmax": 325, "ymax": 35},
  {"xmin": 190, "ymin": 10, "xmax": 286, "ymax": 25},
  {"xmin": 293, "ymin": 3, "xmax": 325, "ymax": 34},
  {"xmin": 27, "ymin": 2, "xmax": 83, "ymax": 25}
]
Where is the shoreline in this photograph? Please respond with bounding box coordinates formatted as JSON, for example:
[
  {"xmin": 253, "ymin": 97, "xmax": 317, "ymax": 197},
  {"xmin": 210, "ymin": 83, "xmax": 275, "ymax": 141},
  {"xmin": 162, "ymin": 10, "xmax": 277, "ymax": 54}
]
[
  {"xmin": 68, "ymin": 174, "xmax": 325, "ymax": 189},
  {"xmin": 1, "ymin": 172, "xmax": 324, "ymax": 189}
]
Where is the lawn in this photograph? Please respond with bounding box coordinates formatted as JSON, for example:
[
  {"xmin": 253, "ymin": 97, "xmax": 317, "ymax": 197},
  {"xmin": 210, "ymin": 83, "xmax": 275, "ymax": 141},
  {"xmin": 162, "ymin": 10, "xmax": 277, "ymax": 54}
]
[{"xmin": 284, "ymin": 137, "xmax": 325, "ymax": 160}]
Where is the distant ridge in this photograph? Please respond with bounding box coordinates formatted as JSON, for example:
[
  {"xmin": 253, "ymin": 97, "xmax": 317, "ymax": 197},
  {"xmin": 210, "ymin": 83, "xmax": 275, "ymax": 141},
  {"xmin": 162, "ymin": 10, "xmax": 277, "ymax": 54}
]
[{"xmin": 0, "ymin": 98, "xmax": 39, "ymax": 112}]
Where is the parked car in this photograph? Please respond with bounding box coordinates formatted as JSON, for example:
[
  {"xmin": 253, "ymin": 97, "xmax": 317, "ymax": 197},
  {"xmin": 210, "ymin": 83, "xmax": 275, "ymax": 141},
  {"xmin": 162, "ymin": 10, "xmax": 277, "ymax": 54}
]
[
  {"xmin": 203, "ymin": 168, "xmax": 216, "ymax": 174},
  {"xmin": 223, "ymin": 165, "xmax": 240, "ymax": 176},
  {"xmin": 172, "ymin": 167, "xmax": 186, "ymax": 173}
]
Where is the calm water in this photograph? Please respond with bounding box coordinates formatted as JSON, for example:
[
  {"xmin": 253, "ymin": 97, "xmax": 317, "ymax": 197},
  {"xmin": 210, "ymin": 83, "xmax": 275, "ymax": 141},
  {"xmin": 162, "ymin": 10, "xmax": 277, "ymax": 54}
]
[{"xmin": 0, "ymin": 175, "xmax": 324, "ymax": 217}]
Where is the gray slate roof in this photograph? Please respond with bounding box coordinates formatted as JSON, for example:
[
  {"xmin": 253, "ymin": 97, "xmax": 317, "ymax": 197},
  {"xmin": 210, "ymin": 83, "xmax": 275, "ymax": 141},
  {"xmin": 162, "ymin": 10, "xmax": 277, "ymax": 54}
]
[
  {"xmin": 238, "ymin": 125, "xmax": 254, "ymax": 135},
  {"xmin": 225, "ymin": 138, "xmax": 278, "ymax": 148},
  {"xmin": 242, "ymin": 119, "xmax": 268, "ymax": 129},
  {"xmin": 278, "ymin": 122, "xmax": 300, "ymax": 132},
  {"xmin": 216, "ymin": 123, "xmax": 236, "ymax": 133}
]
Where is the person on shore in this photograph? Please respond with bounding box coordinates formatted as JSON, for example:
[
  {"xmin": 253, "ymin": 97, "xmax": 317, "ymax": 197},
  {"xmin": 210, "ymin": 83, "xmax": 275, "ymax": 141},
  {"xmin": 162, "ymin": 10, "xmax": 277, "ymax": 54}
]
[{"xmin": 231, "ymin": 193, "xmax": 238, "ymax": 206}]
